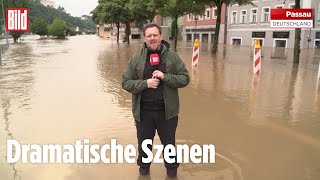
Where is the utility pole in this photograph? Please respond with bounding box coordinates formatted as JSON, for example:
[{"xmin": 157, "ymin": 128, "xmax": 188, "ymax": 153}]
[
  {"xmin": 0, "ymin": 0, "xmax": 10, "ymax": 65},
  {"xmin": 194, "ymin": 16, "xmax": 198, "ymax": 41}
]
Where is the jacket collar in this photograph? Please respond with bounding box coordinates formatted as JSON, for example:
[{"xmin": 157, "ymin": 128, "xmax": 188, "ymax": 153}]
[{"xmin": 143, "ymin": 40, "xmax": 171, "ymax": 55}]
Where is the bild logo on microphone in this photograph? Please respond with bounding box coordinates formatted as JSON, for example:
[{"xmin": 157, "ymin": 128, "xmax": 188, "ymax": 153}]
[
  {"xmin": 6, "ymin": 8, "xmax": 29, "ymax": 32},
  {"xmin": 150, "ymin": 54, "xmax": 160, "ymax": 66}
]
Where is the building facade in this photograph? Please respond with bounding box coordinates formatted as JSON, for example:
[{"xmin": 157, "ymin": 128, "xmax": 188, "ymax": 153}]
[
  {"xmin": 96, "ymin": 15, "xmax": 184, "ymax": 42},
  {"xmin": 182, "ymin": 4, "xmax": 227, "ymax": 44},
  {"xmin": 227, "ymin": 0, "xmax": 320, "ymax": 48}
]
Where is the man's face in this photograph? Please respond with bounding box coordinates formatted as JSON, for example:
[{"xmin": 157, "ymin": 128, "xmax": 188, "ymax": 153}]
[{"xmin": 144, "ymin": 27, "xmax": 163, "ymax": 51}]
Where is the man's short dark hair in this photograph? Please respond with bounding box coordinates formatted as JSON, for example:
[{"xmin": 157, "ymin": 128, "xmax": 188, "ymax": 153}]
[{"xmin": 143, "ymin": 23, "xmax": 162, "ymax": 36}]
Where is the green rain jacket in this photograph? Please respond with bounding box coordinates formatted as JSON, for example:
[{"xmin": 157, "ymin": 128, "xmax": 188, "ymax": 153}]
[{"xmin": 122, "ymin": 41, "xmax": 190, "ymax": 121}]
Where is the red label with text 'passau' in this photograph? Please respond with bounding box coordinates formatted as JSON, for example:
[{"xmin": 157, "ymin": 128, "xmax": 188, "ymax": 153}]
[
  {"xmin": 270, "ymin": 8, "xmax": 313, "ymax": 28},
  {"xmin": 6, "ymin": 8, "xmax": 29, "ymax": 32},
  {"xmin": 271, "ymin": 8, "xmax": 313, "ymax": 20}
]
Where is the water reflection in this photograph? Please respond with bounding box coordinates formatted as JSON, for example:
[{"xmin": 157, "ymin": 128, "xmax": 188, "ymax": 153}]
[
  {"xmin": 177, "ymin": 43, "xmax": 320, "ymax": 180},
  {"xmin": 96, "ymin": 43, "xmax": 139, "ymax": 110},
  {"xmin": 1, "ymin": 98, "xmax": 22, "ymax": 180},
  {"xmin": 0, "ymin": 42, "xmax": 36, "ymax": 180}
]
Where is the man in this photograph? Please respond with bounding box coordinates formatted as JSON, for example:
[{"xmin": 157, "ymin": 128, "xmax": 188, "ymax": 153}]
[{"xmin": 122, "ymin": 23, "xmax": 190, "ymax": 178}]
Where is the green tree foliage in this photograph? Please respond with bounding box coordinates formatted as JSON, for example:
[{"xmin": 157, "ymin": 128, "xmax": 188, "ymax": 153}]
[
  {"xmin": 91, "ymin": 2, "xmax": 104, "ymax": 24},
  {"xmin": 0, "ymin": 0, "xmax": 30, "ymax": 12},
  {"xmin": 122, "ymin": 2, "xmax": 134, "ymax": 44},
  {"xmin": 48, "ymin": 18, "xmax": 66, "ymax": 39},
  {"xmin": 11, "ymin": 32, "xmax": 23, "ymax": 42},
  {"xmin": 129, "ymin": 0, "xmax": 158, "ymax": 23},
  {"xmin": 159, "ymin": 0, "xmax": 206, "ymax": 50},
  {"xmin": 92, "ymin": 0, "xmax": 130, "ymax": 43},
  {"xmin": 0, "ymin": 0, "xmax": 95, "ymax": 41},
  {"xmin": 171, "ymin": 18, "xmax": 177, "ymax": 38},
  {"xmin": 92, "ymin": 0, "xmax": 162, "ymax": 44},
  {"xmin": 31, "ymin": 18, "xmax": 48, "ymax": 37},
  {"xmin": 124, "ymin": 22, "xmax": 131, "ymax": 43},
  {"xmin": 65, "ymin": 24, "xmax": 77, "ymax": 36}
]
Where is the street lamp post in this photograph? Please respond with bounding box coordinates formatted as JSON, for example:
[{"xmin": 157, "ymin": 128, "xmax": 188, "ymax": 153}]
[
  {"xmin": 194, "ymin": 16, "xmax": 198, "ymax": 43},
  {"xmin": 193, "ymin": 1, "xmax": 198, "ymax": 42}
]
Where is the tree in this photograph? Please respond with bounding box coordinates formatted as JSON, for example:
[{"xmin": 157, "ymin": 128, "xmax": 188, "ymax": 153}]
[
  {"xmin": 65, "ymin": 24, "xmax": 77, "ymax": 36},
  {"xmin": 92, "ymin": 0, "xmax": 138, "ymax": 44},
  {"xmin": 159, "ymin": 0, "xmax": 205, "ymax": 50},
  {"xmin": 129, "ymin": 0, "xmax": 158, "ymax": 23},
  {"xmin": 92, "ymin": 0, "xmax": 127, "ymax": 43},
  {"xmin": 48, "ymin": 18, "xmax": 67, "ymax": 39},
  {"xmin": 11, "ymin": 32, "xmax": 23, "ymax": 42},
  {"xmin": 199, "ymin": 0, "xmax": 252, "ymax": 54},
  {"xmin": 31, "ymin": 18, "xmax": 48, "ymax": 37},
  {"xmin": 91, "ymin": 2, "xmax": 104, "ymax": 24},
  {"xmin": 124, "ymin": 22, "xmax": 131, "ymax": 43},
  {"xmin": 293, "ymin": 0, "xmax": 301, "ymax": 63},
  {"xmin": 171, "ymin": 18, "xmax": 177, "ymax": 39},
  {"xmin": 122, "ymin": 2, "xmax": 135, "ymax": 44}
]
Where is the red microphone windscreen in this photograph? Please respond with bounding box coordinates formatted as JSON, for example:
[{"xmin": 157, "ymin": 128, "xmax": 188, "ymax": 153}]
[{"xmin": 150, "ymin": 54, "xmax": 160, "ymax": 66}]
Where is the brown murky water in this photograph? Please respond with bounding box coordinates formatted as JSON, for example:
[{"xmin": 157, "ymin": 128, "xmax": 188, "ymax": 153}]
[{"xmin": 0, "ymin": 35, "xmax": 320, "ymax": 180}]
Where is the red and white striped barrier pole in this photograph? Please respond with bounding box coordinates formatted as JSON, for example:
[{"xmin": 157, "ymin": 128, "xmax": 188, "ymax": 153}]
[
  {"xmin": 192, "ymin": 39, "xmax": 200, "ymax": 67},
  {"xmin": 253, "ymin": 40, "xmax": 261, "ymax": 76},
  {"xmin": 251, "ymin": 40, "xmax": 262, "ymax": 88}
]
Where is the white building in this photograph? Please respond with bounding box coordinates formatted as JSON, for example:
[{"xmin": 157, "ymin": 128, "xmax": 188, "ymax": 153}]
[
  {"xmin": 227, "ymin": 0, "xmax": 320, "ymax": 48},
  {"xmin": 81, "ymin": 16, "xmax": 88, "ymax": 20},
  {"xmin": 41, "ymin": 0, "xmax": 55, "ymax": 7}
]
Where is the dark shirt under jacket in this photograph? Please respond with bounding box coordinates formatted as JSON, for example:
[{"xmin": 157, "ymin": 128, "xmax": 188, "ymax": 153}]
[{"xmin": 140, "ymin": 46, "xmax": 166, "ymax": 110}]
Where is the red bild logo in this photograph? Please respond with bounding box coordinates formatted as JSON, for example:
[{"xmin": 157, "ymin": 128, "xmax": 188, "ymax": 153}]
[{"xmin": 6, "ymin": 8, "xmax": 29, "ymax": 32}]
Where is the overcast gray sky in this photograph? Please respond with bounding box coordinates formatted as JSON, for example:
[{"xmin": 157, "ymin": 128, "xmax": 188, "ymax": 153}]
[{"xmin": 56, "ymin": 0, "xmax": 98, "ymax": 17}]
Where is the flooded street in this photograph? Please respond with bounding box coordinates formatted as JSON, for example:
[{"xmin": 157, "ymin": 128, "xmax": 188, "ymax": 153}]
[{"xmin": 0, "ymin": 35, "xmax": 320, "ymax": 180}]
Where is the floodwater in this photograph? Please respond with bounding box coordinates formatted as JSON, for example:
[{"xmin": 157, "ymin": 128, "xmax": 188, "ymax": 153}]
[{"xmin": 0, "ymin": 35, "xmax": 320, "ymax": 180}]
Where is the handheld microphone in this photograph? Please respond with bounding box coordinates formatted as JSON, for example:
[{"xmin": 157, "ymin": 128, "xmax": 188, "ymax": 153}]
[{"xmin": 150, "ymin": 54, "xmax": 160, "ymax": 66}]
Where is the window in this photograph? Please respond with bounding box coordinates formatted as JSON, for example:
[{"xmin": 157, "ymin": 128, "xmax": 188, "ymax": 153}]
[
  {"xmin": 262, "ymin": 7, "xmax": 270, "ymax": 22},
  {"xmin": 315, "ymin": 40, "xmax": 320, "ymax": 48},
  {"xmin": 199, "ymin": 15, "xmax": 204, "ymax": 20},
  {"xmin": 231, "ymin": 11, "xmax": 237, "ymax": 24},
  {"xmin": 240, "ymin": 10, "xmax": 247, "ymax": 23},
  {"xmin": 187, "ymin": 14, "xmax": 192, "ymax": 21},
  {"xmin": 251, "ymin": 9, "xmax": 257, "ymax": 23},
  {"xmin": 318, "ymin": 4, "xmax": 320, "ymax": 20},
  {"xmin": 193, "ymin": 14, "xmax": 197, "ymax": 21},
  {"xmin": 232, "ymin": 38, "xmax": 242, "ymax": 45},
  {"xmin": 205, "ymin": 8, "xmax": 210, "ymax": 19},
  {"xmin": 212, "ymin": 8, "xmax": 218, "ymax": 19},
  {"xmin": 289, "ymin": 4, "xmax": 295, "ymax": 8},
  {"xmin": 275, "ymin": 5, "xmax": 284, "ymax": 9},
  {"xmin": 274, "ymin": 39, "xmax": 287, "ymax": 48}
]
